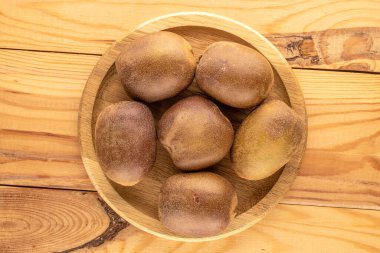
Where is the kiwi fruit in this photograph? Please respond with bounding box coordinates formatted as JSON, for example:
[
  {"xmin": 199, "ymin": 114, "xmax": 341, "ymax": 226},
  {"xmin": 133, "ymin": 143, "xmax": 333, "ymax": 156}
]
[
  {"xmin": 115, "ymin": 31, "xmax": 196, "ymax": 103},
  {"xmin": 95, "ymin": 101, "xmax": 156, "ymax": 186},
  {"xmin": 158, "ymin": 96, "xmax": 234, "ymax": 171},
  {"xmin": 196, "ymin": 41, "xmax": 274, "ymax": 108},
  {"xmin": 159, "ymin": 172, "xmax": 237, "ymax": 237},
  {"xmin": 232, "ymin": 100, "xmax": 304, "ymax": 180}
]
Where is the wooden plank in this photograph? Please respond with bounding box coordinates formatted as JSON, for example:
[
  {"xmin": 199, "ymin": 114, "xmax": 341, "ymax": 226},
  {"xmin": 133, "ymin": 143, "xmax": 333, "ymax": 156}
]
[
  {"xmin": 89, "ymin": 205, "xmax": 380, "ymax": 253},
  {"xmin": 1, "ymin": 186, "xmax": 379, "ymax": 253},
  {"xmin": 288, "ymin": 151, "xmax": 380, "ymax": 209},
  {"xmin": 0, "ymin": 49, "xmax": 379, "ymax": 209},
  {"xmin": 0, "ymin": 1, "xmax": 380, "ymax": 72},
  {"xmin": 0, "ymin": 186, "xmax": 128, "ymax": 253},
  {"xmin": 0, "ymin": 49, "xmax": 97, "ymax": 190}
]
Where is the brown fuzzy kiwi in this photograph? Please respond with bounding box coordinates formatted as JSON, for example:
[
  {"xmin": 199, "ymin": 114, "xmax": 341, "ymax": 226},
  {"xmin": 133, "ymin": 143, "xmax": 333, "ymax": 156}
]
[
  {"xmin": 95, "ymin": 101, "xmax": 156, "ymax": 186},
  {"xmin": 158, "ymin": 172, "xmax": 238, "ymax": 237},
  {"xmin": 158, "ymin": 96, "xmax": 234, "ymax": 171},
  {"xmin": 115, "ymin": 31, "xmax": 196, "ymax": 103},
  {"xmin": 196, "ymin": 41, "xmax": 274, "ymax": 108},
  {"xmin": 232, "ymin": 100, "xmax": 304, "ymax": 180}
]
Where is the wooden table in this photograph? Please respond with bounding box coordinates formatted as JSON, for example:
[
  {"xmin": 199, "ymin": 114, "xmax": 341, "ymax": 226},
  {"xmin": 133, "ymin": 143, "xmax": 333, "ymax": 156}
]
[{"xmin": 0, "ymin": 1, "xmax": 379, "ymax": 252}]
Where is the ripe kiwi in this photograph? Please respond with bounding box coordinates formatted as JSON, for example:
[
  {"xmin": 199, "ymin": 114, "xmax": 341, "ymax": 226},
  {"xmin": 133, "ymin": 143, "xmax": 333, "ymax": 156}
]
[
  {"xmin": 232, "ymin": 100, "xmax": 304, "ymax": 180},
  {"xmin": 158, "ymin": 96, "xmax": 234, "ymax": 171},
  {"xmin": 158, "ymin": 172, "xmax": 237, "ymax": 237},
  {"xmin": 115, "ymin": 31, "xmax": 196, "ymax": 103},
  {"xmin": 196, "ymin": 41, "xmax": 274, "ymax": 108},
  {"xmin": 95, "ymin": 101, "xmax": 156, "ymax": 186}
]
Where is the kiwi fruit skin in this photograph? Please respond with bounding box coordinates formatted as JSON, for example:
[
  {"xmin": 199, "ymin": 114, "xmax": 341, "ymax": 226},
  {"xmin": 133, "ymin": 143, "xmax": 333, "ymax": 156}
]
[
  {"xmin": 196, "ymin": 41, "xmax": 274, "ymax": 108},
  {"xmin": 158, "ymin": 172, "xmax": 238, "ymax": 237},
  {"xmin": 232, "ymin": 100, "xmax": 304, "ymax": 180},
  {"xmin": 115, "ymin": 31, "xmax": 196, "ymax": 103},
  {"xmin": 95, "ymin": 101, "xmax": 156, "ymax": 186},
  {"xmin": 158, "ymin": 96, "xmax": 234, "ymax": 171}
]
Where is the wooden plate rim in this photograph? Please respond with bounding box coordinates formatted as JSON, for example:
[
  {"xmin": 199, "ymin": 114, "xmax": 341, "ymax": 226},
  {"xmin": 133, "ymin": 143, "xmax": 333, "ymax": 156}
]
[{"xmin": 78, "ymin": 12, "xmax": 307, "ymax": 242}]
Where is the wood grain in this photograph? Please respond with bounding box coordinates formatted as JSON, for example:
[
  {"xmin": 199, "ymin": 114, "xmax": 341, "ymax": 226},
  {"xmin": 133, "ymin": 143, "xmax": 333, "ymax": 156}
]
[
  {"xmin": 0, "ymin": 49, "xmax": 96, "ymax": 190},
  {"xmin": 0, "ymin": 49, "xmax": 379, "ymax": 210},
  {"xmin": 1, "ymin": 1, "xmax": 380, "ymax": 72},
  {"xmin": 1, "ymin": 186, "xmax": 379, "ymax": 253},
  {"xmin": 0, "ymin": 186, "xmax": 128, "ymax": 253},
  {"xmin": 84, "ymin": 204, "xmax": 380, "ymax": 253}
]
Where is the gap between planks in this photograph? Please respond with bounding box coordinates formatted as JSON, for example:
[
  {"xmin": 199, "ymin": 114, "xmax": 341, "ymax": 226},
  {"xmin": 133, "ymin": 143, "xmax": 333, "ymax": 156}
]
[
  {"xmin": 2, "ymin": 46, "xmax": 377, "ymax": 74},
  {"xmin": 1, "ymin": 184, "xmax": 378, "ymax": 212},
  {"xmin": 0, "ymin": 184, "xmax": 380, "ymax": 211}
]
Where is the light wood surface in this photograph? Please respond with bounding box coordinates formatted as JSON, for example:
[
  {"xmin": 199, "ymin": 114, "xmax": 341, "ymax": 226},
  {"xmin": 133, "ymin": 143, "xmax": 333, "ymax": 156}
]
[
  {"xmin": 1, "ymin": 1, "xmax": 380, "ymax": 252},
  {"xmin": 1, "ymin": 186, "xmax": 379, "ymax": 253},
  {"xmin": 0, "ymin": 1, "xmax": 379, "ymax": 72},
  {"xmin": 79, "ymin": 13, "xmax": 306, "ymax": 242}
]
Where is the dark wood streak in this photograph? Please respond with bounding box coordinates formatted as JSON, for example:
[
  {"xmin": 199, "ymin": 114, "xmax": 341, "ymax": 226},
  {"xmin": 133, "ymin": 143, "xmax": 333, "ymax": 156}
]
[
  {"xmin": 57, "ymin": 198, "xmax": 129, "ymax": 253},
  {"xmin": 2, "ymin": 89, "xmax": 29, "ymax": 95},
  {"xmin": 267, "ymin": 27, "xmax": 380, "ymax": 72},
  {"xmin": 0, "ymin": 150, "xmax": 82, "ymax": 164},
  {"xmin": 310, "ymin": 117, "xmax": 380, "ymax": 130},
  {"xmin": 304, "ymin": 101, "xmax": 380, "ymax": 105},
  {"xmin": 307, "ymin": 108, "xmax": 380, "ymax": 118},
  {"xmin": 285, "ymin": 196, "xmax": 328, "ymax": 202},
  {"xmin": 310, "ymin": 131, "xmax": 380, "ymax": 152},
  {"xmin": 271, "ymin": 34, "xmax": 320, "ymax": 64},
  {"xmin": 290, "ymin": 187, "xmax": 380, "ymax": 197},
  {"xmin": 0, "ymin": 129, "xmax": 77, "ymax": 141},
  {"xmin": 0, "ymin": 92, "xmax": 81, "ymax": 112},
  {"xmin": 0, "ymin": 129, "xmax": 82, "ymax": 163}
]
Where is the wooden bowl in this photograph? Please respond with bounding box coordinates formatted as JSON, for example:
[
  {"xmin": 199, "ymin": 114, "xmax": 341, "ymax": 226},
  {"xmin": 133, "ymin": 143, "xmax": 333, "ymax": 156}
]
[{"xmin": 79, "ymin": 12, "xmax": 307, "ymax": 242}]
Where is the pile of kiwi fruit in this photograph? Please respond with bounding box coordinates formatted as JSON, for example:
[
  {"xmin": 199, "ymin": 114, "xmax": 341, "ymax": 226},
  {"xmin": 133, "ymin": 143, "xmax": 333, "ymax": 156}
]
[{"xmin": 95, "ymin": 31, "xmax": 303, "ymax": 237}]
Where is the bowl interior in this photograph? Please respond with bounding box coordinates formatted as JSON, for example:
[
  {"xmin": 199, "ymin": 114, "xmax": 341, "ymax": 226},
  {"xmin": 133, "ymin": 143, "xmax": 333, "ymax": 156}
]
[{"xmin": 92, "ymin": 26, "xmax": 291, "ymax": 222}]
